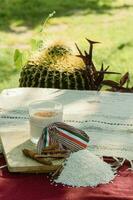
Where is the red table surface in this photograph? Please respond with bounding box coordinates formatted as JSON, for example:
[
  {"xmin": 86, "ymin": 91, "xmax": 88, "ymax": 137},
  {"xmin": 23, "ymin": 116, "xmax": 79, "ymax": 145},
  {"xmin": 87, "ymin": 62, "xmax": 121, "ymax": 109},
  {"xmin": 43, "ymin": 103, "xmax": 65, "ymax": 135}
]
[{"xmin": 0, "ymin": 154, "xmax": 133, "ymax": 200}]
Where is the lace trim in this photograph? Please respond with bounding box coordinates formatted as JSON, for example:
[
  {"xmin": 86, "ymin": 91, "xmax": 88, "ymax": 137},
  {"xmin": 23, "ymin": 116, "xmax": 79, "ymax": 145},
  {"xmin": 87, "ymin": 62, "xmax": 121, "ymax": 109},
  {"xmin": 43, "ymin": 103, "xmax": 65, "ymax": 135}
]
[
  {"xmin": 64, "ymin": 119, "xmax": 133, "ymax": 131},
  {"xmin": 65, "ymin": 119, "xmax": 133, "ymax": 127},
  {"xmin": 0, "ymin": 108, "xmax": 28, "ymax": 119},
  {"xmin": 90, "ymin": 144, "xmax": 133, "ymax": 153},
  {"xmin": 1, "ymin": 111, "xmax": 133, "ymax": 130}
]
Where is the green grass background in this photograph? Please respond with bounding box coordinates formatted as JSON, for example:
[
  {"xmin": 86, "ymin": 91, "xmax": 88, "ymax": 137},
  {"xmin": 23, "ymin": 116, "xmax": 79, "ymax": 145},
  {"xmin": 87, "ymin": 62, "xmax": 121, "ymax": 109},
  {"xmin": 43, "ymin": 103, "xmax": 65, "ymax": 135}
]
[{"xmin": 0, "ymin": 0, "xmax": 133, "ymax": 91}]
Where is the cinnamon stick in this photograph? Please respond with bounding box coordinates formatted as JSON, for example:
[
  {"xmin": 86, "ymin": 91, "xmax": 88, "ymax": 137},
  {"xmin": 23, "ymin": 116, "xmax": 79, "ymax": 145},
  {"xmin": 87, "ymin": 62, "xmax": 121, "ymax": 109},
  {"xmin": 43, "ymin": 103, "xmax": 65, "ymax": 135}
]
[
  {"xmin": 42, "ymin": 143, "xmax": 59, "ymax": 151},
  {"xmin": 35, "ymin": 153, "xmax": 69, "ymax": 159},
  {"xmin": 22, "ymin": 149, "xmax": 52, "ymax": 165},
  {"xmin": 42, "ymin": 149, "xmax": 69, "ymax": 154},
  {"xmin": 51, "ymin": 165, "xmax": 64, "ymax": 180}
]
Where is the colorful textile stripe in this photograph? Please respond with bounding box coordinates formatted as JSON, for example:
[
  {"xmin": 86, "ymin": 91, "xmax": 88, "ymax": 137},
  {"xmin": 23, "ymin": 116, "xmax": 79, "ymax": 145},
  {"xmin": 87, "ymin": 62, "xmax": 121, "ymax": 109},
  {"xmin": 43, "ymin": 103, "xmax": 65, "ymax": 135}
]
[{"xmin": 37, "ymin": 122, "xmax": 89, "ymax": 153}]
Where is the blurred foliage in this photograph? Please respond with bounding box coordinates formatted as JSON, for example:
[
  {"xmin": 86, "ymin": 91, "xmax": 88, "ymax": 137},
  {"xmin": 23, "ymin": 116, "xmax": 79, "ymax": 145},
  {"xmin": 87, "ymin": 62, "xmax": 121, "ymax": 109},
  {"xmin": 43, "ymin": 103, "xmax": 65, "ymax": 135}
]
[
  {"xmin": 0, "ymin": 0, "xmax": 132, "ymax": 30},
  {"xmin": 0, "ymin": 0, "xmax": 133, "ymax": 90}
]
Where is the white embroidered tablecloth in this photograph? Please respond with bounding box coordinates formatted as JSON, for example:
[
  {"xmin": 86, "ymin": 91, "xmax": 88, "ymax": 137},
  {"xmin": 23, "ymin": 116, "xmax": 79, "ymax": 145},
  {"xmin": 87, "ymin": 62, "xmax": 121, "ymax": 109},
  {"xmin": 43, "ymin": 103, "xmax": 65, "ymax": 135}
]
[{"xmin": 0, "ymin": 87, "xmax": 133, "ymax": 163}]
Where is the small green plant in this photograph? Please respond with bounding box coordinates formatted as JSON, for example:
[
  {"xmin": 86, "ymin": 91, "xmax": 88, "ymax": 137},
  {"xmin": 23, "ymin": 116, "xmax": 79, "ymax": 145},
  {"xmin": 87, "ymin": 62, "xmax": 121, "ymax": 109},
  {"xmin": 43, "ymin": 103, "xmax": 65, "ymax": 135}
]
[{"xmin": 14, "ymin": 11, "xmax": 56, "ymax": 69}]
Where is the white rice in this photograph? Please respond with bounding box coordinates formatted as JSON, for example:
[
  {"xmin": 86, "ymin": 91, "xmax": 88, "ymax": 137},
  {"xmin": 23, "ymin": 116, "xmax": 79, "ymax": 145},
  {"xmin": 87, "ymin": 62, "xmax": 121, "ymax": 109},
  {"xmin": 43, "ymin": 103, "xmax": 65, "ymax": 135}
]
[{"xmin": 55, "ymin": 149, "xmax": 115, "ymax": 187}]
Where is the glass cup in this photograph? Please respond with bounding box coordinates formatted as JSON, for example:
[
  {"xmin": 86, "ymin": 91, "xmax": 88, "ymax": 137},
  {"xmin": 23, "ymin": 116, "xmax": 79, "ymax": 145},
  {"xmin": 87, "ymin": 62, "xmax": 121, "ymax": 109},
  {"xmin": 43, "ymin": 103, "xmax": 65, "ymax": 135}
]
[{"xmin": 29, "ymin": 100, "xmax": 63, "ymax": 144}]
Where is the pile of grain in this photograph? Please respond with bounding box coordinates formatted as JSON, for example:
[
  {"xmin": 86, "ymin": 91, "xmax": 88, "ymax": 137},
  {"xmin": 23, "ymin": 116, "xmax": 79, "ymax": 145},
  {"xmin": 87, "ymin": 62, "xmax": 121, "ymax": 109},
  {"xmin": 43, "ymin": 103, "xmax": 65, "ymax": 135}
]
[{"xmin": 55, "ymin": 149, "xmax": 115, "ymax": 187}]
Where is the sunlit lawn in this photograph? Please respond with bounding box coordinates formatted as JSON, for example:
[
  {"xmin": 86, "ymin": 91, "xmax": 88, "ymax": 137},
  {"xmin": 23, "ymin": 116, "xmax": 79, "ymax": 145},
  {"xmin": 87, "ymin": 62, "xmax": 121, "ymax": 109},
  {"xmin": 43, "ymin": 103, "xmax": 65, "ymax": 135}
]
[{"xmin": 0, "ymin": 0, "xmax": 133, "ymax": 91}]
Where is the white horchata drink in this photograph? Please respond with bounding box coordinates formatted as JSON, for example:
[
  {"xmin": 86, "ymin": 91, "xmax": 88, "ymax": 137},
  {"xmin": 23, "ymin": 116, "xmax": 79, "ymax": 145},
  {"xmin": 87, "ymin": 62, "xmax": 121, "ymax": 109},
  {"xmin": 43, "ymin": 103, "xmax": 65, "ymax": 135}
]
[
  {"xmin": 29, "ymin": 100, "xmax": 63, "ymax": 144},
  {"xmin": 30, "ymin": 110, "xmax": 63, "ymax": 144}
]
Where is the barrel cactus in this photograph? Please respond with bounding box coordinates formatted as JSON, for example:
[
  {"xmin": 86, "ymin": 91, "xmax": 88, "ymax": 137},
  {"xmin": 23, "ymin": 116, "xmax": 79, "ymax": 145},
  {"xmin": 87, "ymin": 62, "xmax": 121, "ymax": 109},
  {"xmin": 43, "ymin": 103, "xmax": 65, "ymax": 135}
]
[{"xmin": 19, "ymin": 39, "xmax": 118, "ymax": 90}]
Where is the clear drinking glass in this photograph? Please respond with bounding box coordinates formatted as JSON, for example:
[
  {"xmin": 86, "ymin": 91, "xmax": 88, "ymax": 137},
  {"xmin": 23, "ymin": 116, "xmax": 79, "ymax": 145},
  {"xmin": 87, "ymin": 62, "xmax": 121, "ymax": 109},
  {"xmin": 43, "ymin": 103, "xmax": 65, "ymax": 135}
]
[{"xmin": 29, "ymin": 100, "xmax": 63, "ymax": 144}]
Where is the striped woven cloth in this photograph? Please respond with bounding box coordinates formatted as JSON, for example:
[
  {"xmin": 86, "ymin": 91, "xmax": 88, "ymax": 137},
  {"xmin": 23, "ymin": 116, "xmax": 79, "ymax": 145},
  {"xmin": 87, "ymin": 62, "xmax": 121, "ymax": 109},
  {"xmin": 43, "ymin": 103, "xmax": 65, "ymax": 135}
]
[{"xmin": 37, "ymin": 122, "xmax": 89, "ymax": 154}]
